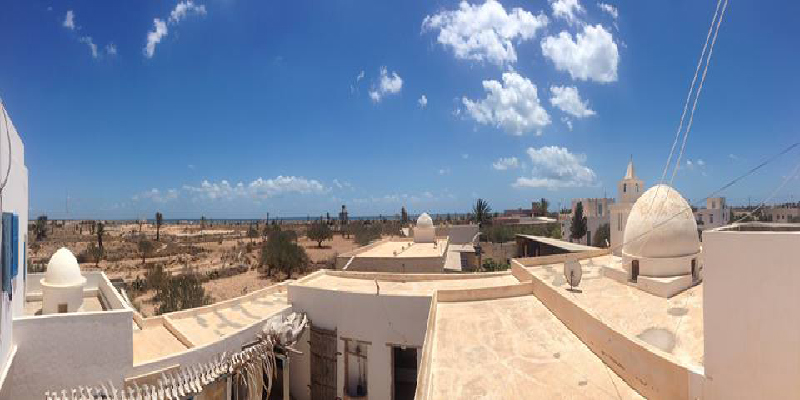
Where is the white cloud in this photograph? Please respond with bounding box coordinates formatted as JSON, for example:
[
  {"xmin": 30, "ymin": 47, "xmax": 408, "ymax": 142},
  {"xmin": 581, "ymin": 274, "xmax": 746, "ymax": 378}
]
[
  {"xmin": 438, "ymin": 168, "xmax": 451, "ymax": 175},
  {"xmin": 183, "ymin": 176, "xmax": 327, "ymax": 201},
  {"xmin": 462, "ymin": 72, "xmax": 551, "ymax": 135},
  {"xmin": 369, "ymin": 67, "xmax": 403, "ymax": 102},
  {"xmin": 105, "ymin": 43, "xmax": 117, "ymax": 56},
  {"xmin": 549, "ymin": 85, "xmax": 596, "ymax": 118},
  {"xmin": 133, "ymin": 188, "xmax": 179, "ymax": 203},
  {"xmin": 144, "ymin": 19, "xmax": 168, "ymax": 59},
  {"xmin": 462, "ymin": 153, "xmax": 470, "ymax": 159},
  {"xmin": 145, "ymin": 1, "xmax": 207, "ymax": 59},
  {"xmin": 551, "ymin": 0, "xmax": 584, "ymax": 24},
  {"xmin": 79, "ymin": 36, "xmax": 98, "ymax": 59},
  {"xmin": 597, "ymin": 2, "xmax": 618, "ymax": 20},
  {"xmin": 332, "ymin": 179, "xmax": 353, "ymax": 190},
  {"xmin": 418, "ymin": 94, "xmax": 428, "ymax": 108},
  {"xmin": 422, "ymin": 0, "xmax": 548, "ymax": 66},
  {"xmin": 541, "ymin": 24, "xmax": 619, "ymax": 83},
  {"xmin": 352, "ymin": 190, "xmax": 453, "ymax": 205},
  {"xmin": 697, "ymin": 159, "xmax": 706, "ymax": 166},
  {"xmin": 492, "ymin": 157, "xmax": 520, "ymax": 170},
  {"xmin": 561, "ymin": 116, "xmax": 573, "ymax": 131},
  {"xmin": 728, "ymin": 153, "xmax": 739, "ymax": 161},
  {"xmin": 351, "ymin": 70, "xmax": 366, "ymax": 93},
  {"xmin": 63, "ymin": 10, "xmax": 75, "ymax": 30},
  {"xmin": 169, "ymin": 0, "xmax": 207, "ymax": 24},
  {"xmin": 513, "ymin": 146, "xmax": 597, "ymax": 189}
]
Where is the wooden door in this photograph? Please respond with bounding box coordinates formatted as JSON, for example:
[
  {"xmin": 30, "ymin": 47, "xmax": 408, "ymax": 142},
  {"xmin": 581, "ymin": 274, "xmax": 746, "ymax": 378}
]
[{"xmin": 310, "ymin": 325, "xmax": 338, "ymax": 400}]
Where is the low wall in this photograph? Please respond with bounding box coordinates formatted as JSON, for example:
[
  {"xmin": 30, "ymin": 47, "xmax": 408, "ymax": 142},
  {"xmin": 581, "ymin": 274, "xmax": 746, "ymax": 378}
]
[
  {"xmin": 27, "ymin": 271, "xmax": 130, "ymax": 311},
  {"xmin": 3, "ymin": 310, "xmax": 134, "ymax": 398},
  {"xmin": 340, "ymin": 256, "xmax": 444, "ymax": 273},
  {"xmin": 514, "ymin": 261, "xmax": 703, "ymax": 400}
]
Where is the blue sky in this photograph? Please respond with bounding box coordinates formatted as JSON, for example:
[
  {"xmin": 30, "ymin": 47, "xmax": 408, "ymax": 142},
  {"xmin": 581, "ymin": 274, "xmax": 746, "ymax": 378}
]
[{"xmin": 1, "ymin": 0, "xmax": 798, "ymax": 219}]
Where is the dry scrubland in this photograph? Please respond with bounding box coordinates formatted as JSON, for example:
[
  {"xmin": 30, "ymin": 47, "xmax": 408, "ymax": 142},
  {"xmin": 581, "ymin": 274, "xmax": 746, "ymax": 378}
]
[{"xmin": 28, "ymin": 220, "xmax": 362, "ymax": 317}]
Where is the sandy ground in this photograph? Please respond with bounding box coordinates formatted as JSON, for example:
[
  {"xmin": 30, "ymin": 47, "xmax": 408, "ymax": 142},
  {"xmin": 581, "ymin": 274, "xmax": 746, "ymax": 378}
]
[{"xmin": 29, "ymin": 221, "xmax": 364, "ymax": 315}]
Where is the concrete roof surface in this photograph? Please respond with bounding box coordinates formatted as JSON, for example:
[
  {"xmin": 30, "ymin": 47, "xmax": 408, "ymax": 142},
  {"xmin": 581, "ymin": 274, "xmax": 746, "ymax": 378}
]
[
  {"xmin": 516, "ymin": 235, "xmax": 598, "ymax": 252},
  {"xmin": 132, "ymin": 325, "xmax": 189, "ymax": 364},
  {"xmin": 356, "ymin": 239, "xmax": 448, "ymax": 258},
  {"xmin": 293, "ymin": 273, "xmax": 519, "ymax": 296},
  {"xmin": 425, "ymin": 295, "xmax": 642, "ymax": 399},
  {"xmin": 528, "ymin": 256, "xmax": 704, "ymax": 366}
]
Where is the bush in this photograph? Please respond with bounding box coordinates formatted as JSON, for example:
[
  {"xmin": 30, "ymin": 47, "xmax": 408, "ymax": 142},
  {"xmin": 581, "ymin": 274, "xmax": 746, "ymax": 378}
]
[
  {"xmin": 307, "ymin": 220, "xmax": 333, "ymax": 247},
  {"xmin": 260, "ymin": 229, "xmax": 309, "ymax": 279},
  {"xmin": 156, "ymin": 273, "xmax": 211, "ymax": 315},
  {"xmin": 482, "ymin": 258, "xmax": 510, "ymax": 272},
  {"xmin": 352, "ymin": 223, "xmax": 381, "ymax": 246}
]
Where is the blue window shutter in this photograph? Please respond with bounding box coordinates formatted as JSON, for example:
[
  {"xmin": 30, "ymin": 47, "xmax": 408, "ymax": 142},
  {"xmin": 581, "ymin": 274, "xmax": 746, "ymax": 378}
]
[
  {"xmin": 2, "ymin": 213, "xmax": 11, "ymax": 293},
  {"xmin": 11, "ymin": 214, "xmax": 18, "ymax": 278}
]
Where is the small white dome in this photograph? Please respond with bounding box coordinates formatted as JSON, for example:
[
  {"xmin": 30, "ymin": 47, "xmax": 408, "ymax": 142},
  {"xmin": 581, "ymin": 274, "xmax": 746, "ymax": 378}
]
[
  {"xmin": 416, "ymin": 213, "xmax": 433, "ymax": 228},
  {"xmin": 623, "ymin": 185, "xmax": 700, "ymax": 259},
  {"xmin": 43, "ymin": 248, "xmax": 85, "ymax": 286}
]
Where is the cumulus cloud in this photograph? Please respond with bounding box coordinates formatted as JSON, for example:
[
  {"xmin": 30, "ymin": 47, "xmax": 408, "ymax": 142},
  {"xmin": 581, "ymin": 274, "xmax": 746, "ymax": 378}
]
[
  {"xmin": 352, "ymin": 190, "xmax": 453, "ymax": 205},
  {"xmin": 541, "ymin": 24, "xmax": 619, "ymax": 83},
  {"xmin": 133, "ymin": 188, "xmax": 179, "ymax": 203},
  {"xmin": 561, "ymin": 116, "xmax": 573, "ymax": 131},
  {"xmin": 169, "ymin": 0, "xmax": 207, "ymax": 24},
  {"xmin": 332, "ymin": 179, "xmax": 353, "ymax": 190},
  {"xmin": 438, "ymin": 168, "xmax": 451, "ymax": 175},
  {"xmin": 63, "ymin": 10, "xmax": 76, "ymax": 30},
  {"xmin": 422, "ymin": 0, "xmax": 548, "ymax": 66},
  {"xmin": 78, "ymin": 36, "xmax": 98, "ymax": 58},
  {"xmin": 513, "ymin": 146, "xmax": 597, "ymax": 189},
  {"xmin": 145, "ymin": 19, "xmax": 168, "ymax": 59},
  {"xmin": 598, "ymin": 2, "xmax": 618, "ymax": 19},
  {"xmin": 183, "ymin": 176, "xmax": 327, "ymax": 201},
  {"xmin": 418, "ymin": 95, "xmax": 428, "ymax": 108},
  {"xmin": 462, "ymin": 72, "xmax": 550, "ymax": 135},
  {"xmin": 145, "ymin": 1, "xmax": 207, "ymax": 59},
  {"xmin": 105, "ymin": 43, "xmax": 118, "ymax": 56},
  {"xmin": 369, "ymin": 67, "xmax": 403, "ymax": 102},
  {"xmin": 462, "ymin": 153, "xmax": 470, "ymax": 159},
  {"xmin": 492, "ymin": 157, "xmax": 520, "ymax": 170},
  {"xmin": 551, "ymin": 0, "xmax": 584, "ymax": 24},
  {"xmin": 550, "ymin": 85, "xmax": 596, "ymax": 118}
]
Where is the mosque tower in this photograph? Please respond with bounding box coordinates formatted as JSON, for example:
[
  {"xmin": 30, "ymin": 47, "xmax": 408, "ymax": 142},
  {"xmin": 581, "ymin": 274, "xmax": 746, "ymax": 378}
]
[{"xmin": 610, "ymin": 158, "xmax": 645, "ymax": 255}]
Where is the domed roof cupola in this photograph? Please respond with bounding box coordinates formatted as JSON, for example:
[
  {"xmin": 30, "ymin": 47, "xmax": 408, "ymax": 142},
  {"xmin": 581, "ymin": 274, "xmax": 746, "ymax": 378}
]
[
  {"xmin": 414, "ymin": 213, "xmax": 435, "ymax": 243},
  {"xmin": 622, "ymin": 185, "xmax": 700, "ymax": 277},
  {"xmin": 41, "ymin": 248, "xmax": 86, "ymax": 314}
]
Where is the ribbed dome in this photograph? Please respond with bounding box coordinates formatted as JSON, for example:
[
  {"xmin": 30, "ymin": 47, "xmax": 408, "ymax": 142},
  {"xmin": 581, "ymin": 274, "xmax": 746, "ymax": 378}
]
[
  {"xmin": 623, "ymin": 185, "xmax": 700, "ymax": 258},
  {"xmin": 416, "ymin": 213, "xmax": 433, "ymax": 228},
  {"xmin": 43, "ymin": 248, "xmax": 85, "ymax": 287}
]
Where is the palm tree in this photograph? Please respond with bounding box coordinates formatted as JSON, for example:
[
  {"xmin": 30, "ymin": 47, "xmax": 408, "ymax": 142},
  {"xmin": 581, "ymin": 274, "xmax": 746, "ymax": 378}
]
[
  {"xmin": 472, "ymin": 198, "xmax": 492, "ymax": 229},
  {"xmin": 155, "ymin": 212, "xmax": 163, "ymax": 241}
]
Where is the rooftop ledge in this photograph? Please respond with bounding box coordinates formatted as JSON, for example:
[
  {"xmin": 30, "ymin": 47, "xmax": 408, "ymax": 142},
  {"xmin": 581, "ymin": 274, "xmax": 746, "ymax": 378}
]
[{"xmin": 712, "ymin": 222, "xmax": 800, "ymax": 232}]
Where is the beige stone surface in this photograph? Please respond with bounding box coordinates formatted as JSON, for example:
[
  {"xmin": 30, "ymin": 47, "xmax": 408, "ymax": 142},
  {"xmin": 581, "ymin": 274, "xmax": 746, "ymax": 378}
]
[
  {"xmin": 132, "ymin": 325, "xmax": 188, "ymax": 364},
  {"xmin": 427, "ymin": 295, "xmax": 642, "ymax": 399},
  {"xmin": 167, "ymin": 294, "xmax": 291, "ymax": 346},
  {"xmin": 24, "ymin": 294, "xmax": 105, "ymax": 316},
  {"xmin": 528, "ymin": 256, "xmax": 704, "ymax": 366},
  {"xmin": 295, "ymin": 273, "xmax": 519, "ymax": 296},
  {"xmin": 356, "ymin": 239, "xmax": 447, "ymax": 258}
]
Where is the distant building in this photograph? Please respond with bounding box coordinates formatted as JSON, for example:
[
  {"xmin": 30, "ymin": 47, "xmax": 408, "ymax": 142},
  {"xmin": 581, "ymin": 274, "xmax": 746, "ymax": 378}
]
[
  {"xmin": 338, "ymin": 205, "xmax": 348, "ymax": 225},
  {"xmin": 761, "ymin": 203, "xmax": 800, "ymax": 222},
  {"xmin": 693, "ymin": 197, "xmax": 729, "ymax": 230},
  {"xmin": 560, "ymin": 196, "xmax": 614, "ymax": 246}
]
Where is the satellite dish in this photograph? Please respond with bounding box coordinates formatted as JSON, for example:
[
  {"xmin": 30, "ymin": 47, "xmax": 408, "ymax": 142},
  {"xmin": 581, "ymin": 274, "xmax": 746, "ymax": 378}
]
[{"xmin": 564, "ymin": 259, "xmax": 582, "ymax": 289}]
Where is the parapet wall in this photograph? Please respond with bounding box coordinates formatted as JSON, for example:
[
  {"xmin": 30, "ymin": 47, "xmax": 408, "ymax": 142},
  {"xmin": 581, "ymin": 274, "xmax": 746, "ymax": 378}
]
[{"xmin": 512, "ymin": 261, "xmax": 703, "ymax": 400}]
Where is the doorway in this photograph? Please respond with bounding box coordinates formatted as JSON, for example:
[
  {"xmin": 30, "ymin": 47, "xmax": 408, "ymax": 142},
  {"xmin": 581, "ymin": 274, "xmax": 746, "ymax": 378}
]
[
  {"xmin": 392, "ymin": 346, "xmax": 418, "ymax": 400},
  {"xmin": 691, "ymin": 258, "xmax": 698, "ymax": 282},
  {"xmin": 631, "ymin": 260, "xmax": 639, "ymax": 283}
]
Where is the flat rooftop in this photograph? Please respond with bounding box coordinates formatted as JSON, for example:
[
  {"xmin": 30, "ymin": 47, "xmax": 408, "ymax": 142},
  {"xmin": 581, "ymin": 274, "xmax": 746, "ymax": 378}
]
[
  {"xmin": 292, "ymin": 272, "xmax": 518, "ymax": 296},
  {"xmin": 424, "ymin": 294, "xmax": 641, "ymax": 399},
  {"xmin": 516, "ymin": 234, "xmax": 598, "ymax": 252},
  {"xmin": 355, "ymin": 239, "xmax": 448, "ymax": 258},
  {"xmin": 526, "ymin": 255, "xmax": 704, "ymax": 367},
  {"xmin": 24, "ymin": 294, "xmax": 106, "ymax": 316},
  {"xmin": 167, "ymin": 291, "xmax": 291, "ymax": 346}
]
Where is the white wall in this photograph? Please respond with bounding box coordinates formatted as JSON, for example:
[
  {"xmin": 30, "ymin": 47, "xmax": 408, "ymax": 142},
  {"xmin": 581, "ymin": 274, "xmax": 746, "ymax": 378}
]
[
  {"xmin": 0, "ymin": 103, "xmax": 29, "ymax": 386},
  {"xmin": 703, "ymin": 227, "xmax": 800, "ymax": 399},
  {"xmin": 288, "ymin": 285, "xmax": 431, "ymax": 400},
  {"xmin": 2, "ymin": 310, "xmax": 134, "ymax": 398}
]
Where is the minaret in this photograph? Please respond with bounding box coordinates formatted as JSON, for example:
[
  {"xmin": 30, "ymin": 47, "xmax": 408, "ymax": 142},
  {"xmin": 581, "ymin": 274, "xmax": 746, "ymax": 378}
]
[
  {"xmin": 610, "ymin": 158, "xmax": 645, "ymax": 255},
  {"xmin": 617, "ymin": 157, "xmax": 644, "ymax": 205}
]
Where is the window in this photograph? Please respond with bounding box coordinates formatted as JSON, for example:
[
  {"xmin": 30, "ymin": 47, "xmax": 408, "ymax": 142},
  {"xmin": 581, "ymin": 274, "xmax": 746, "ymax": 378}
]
[
  {"xmin": 618, "ymin": 213, "xmax": 622, "ymax": 231},
  {"xmin": 344, "ymin": 339, "xmax": 368, "ymax": 398},
  {"xmin": 710, "ymin": 214, "xmax": 714, "ymax": 224},
  {"xmin": 623, "ymin": 183, "xmax": 627, "ymax": 193},
  {"xmin": 58, "ymin": 303, "xmax": 68, "ymax": 313},
  {"xmin": 636, "ymin": 183, "xmax": 639, "ymax": 192},
  {"xmin": 598, "ymin": 204, "xmax": 603, "ymax": 216}
]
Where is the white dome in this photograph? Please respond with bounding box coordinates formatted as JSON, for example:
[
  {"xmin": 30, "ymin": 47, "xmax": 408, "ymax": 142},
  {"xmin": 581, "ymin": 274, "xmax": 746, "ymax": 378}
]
[
  {"xmin": 43, "ymin": 248, "xmax": 85, "ymax": 287},
  {"xmin": 416, "ymin": 213, "xmax": 433, "ymax": 228},
  {"xmin": 623, "ymin": 185, "xmax": 700, "ymax": 259}
]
